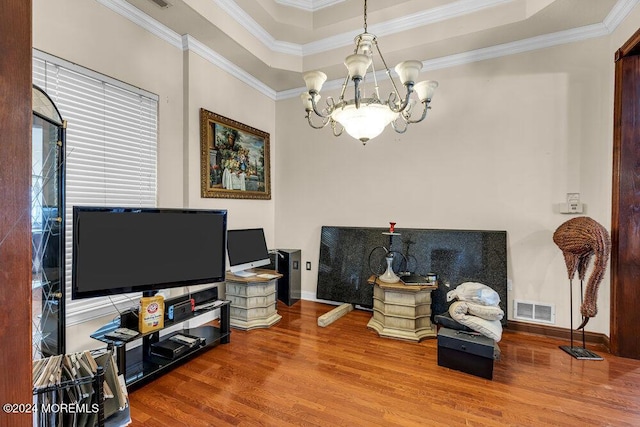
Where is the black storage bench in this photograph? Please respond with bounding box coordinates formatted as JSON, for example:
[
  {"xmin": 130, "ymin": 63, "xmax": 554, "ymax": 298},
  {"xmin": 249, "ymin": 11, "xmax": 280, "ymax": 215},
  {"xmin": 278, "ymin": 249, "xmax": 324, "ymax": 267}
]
[{"xmin": 437, "ymin": 327, "xmax": 500, "ymax": 380}]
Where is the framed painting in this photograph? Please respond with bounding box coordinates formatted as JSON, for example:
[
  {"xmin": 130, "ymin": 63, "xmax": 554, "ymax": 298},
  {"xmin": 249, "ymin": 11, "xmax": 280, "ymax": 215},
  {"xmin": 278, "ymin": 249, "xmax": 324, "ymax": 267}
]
[{"xmin": 200, "ymin": 108, "xmax": 271, "ymax": 199}]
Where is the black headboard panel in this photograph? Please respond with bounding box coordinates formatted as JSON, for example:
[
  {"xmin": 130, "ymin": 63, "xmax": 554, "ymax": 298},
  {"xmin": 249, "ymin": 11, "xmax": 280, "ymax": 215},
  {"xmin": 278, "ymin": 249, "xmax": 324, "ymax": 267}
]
[{"xmin": 317, "ymin": 226, "xmax": 508, "ymax": 325}]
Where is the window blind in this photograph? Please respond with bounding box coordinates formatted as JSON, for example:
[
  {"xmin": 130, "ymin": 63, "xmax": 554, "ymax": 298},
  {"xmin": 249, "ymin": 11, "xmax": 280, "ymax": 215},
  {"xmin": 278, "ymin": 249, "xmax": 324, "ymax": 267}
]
[{"xmin": 33, "ymin": 50, "xmax": 158, "ymax": 325}]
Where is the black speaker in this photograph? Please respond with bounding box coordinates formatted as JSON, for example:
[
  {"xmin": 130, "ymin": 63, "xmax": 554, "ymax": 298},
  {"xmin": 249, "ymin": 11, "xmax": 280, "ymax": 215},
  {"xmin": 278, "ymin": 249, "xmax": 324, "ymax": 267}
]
[{"xmin": 269, "ymin": 249, "xmax": 301, "ymax": 306}]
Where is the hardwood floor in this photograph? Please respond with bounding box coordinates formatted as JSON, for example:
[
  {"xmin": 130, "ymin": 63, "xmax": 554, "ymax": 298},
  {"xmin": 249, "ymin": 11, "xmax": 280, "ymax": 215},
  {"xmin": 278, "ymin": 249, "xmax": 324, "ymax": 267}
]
[{"xmin": 128, "ymin": 301, "xmax": 640, "ymax": 426}]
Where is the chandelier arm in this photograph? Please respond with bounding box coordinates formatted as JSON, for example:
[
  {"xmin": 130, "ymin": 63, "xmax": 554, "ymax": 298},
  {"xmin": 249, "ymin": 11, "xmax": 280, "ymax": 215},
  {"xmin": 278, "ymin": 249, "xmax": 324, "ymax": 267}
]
[
  {"xmin": 309, "ymin": 90, "xmax": 330, "ymax": 118},
  {"xmin": 326, "ymin": 96, "xmax": 337, "ymax": 110},
  {"xmin": 369, "ymin": 54, "xmax": 379, "ymax": 100},
  {"xmin": 387, "ymin": 85, "xmax": 414, "ymax": 113},
  {"xmin": 331, "ymin": 119, "xmax": 344, "ymax": 137},
  {"xmin": 404, "ymin": 102, "xmax": 429, "ymax": 124},
  {"xmin": 306, "ymin": 112, "xmax": 331, "ymax": 129},
  {"xmin": 374, "ymin": 40, "xmax": 403, "ymax": 100},
  {"xmin": 387, "ymin": 91, "xmax": 398, "ymax": 107},
  {"xmin": 391, "ymin": 117, "xmax": 408, "ymax": 134},
  {"xmin": 339, "ymin": 75, "xmax": 350, "ymax": 100}
]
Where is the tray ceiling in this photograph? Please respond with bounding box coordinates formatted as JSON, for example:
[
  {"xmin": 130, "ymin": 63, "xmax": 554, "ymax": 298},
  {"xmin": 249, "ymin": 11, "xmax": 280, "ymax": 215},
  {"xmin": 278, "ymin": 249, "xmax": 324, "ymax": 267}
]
[{"xmin": 120, "ymin": 0, "xmax": 631, "ymax": 93}]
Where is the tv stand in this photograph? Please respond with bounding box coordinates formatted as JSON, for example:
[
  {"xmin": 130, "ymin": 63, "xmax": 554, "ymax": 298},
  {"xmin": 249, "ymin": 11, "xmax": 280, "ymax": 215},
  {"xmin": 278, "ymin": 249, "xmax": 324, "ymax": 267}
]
[{"xmin": 91, "ymin": 300, "xmax": 230, "ymax": 390}]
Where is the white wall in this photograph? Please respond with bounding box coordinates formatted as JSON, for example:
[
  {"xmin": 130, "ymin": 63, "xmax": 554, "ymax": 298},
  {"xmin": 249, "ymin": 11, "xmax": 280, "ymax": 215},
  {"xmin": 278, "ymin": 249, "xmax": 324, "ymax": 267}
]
[
  {"xmin": 183, "ymin": 51, "xmax": 276, "ymax": 237},
  {"xmin": 274, "ymin": 34, "xmax": 619, "ymax": 334}
]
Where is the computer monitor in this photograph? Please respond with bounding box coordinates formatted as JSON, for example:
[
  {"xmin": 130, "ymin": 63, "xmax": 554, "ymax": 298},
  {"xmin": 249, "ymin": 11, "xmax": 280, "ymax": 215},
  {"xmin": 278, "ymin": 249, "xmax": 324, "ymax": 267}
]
[{"xmin": 226, "ymin": 228, "xmax": 270, "ymax": 277}]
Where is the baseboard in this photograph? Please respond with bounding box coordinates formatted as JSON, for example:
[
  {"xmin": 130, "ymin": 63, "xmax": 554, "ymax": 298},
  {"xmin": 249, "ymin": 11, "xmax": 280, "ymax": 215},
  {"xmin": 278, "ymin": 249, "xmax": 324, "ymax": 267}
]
[
  {"xmin": 299, "ymin": 295, "xmax": 612, "ymax": 352},
  {"xmin": 506, "ymin": 320, "xmax": 610, "ymax": 352}
]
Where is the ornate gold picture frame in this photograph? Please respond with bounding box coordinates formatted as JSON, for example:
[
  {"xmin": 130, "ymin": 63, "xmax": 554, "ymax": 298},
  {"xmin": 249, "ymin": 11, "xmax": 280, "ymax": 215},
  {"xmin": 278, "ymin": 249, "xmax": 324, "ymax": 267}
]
[{"xmin": 200, "ymin": 108, "xmax": 271, "ymax": 199}]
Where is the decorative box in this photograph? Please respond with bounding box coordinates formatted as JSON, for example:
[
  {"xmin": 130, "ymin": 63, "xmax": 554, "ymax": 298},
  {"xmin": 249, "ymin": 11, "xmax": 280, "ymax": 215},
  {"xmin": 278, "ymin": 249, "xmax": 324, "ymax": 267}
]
[{"xmin": 437, "ymin": 327, "xmax": 499, "ymax": 380}]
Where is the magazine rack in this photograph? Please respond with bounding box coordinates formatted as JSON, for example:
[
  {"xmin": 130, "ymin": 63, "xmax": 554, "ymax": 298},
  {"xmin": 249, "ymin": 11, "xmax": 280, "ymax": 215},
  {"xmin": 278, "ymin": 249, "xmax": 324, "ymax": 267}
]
[{"xmin": 32, "ymin": 348, "xmax": 130, "ymax": 427}]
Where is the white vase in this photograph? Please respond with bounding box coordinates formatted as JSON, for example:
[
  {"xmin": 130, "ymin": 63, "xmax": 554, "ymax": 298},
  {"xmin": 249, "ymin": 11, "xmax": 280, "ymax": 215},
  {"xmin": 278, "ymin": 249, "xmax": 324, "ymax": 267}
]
[{"xmin": 378, "ymin": 254, "xmax": 399, "ymax": 283}]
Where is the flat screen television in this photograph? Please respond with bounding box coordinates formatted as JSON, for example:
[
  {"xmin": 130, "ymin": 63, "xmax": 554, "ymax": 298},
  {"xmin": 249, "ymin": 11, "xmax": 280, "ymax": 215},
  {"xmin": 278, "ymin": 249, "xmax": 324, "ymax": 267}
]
[
  {"xmin": 226, "ymin": 228, "xmax": 270, "ymax": 277},
  {"xmin": 72, "ymin": 206, "xmax": 227, "ymax": 299}
]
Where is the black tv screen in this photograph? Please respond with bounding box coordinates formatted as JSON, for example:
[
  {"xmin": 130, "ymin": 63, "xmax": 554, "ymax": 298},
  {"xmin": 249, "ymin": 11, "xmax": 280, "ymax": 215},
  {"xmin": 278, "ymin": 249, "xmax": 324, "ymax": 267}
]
[
  {"xmin": 72, "ymin": 207, "xmax": 227, "ymax": 299},
  {"xmin": 226, "ymin": 228, "xmax": 270, "ymax": 275}
]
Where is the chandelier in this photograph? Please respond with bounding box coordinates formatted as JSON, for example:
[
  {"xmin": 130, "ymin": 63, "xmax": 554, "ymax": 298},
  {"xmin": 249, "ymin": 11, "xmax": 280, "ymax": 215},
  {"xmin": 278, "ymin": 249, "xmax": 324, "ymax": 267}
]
[{"xmin": 300, "ymin": 0, "xmax": 438, "ymax": 144}]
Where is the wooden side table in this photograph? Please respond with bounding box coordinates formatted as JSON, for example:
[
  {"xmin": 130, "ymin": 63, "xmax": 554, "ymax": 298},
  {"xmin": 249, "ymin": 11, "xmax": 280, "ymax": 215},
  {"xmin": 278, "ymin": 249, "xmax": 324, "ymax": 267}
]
[
  {"xmin": 225, "ymin": 269, "xmax": 283, "ymax": 330},
  {"xmin": 366, "ymin": 275, "xmax": 438, "ymax": 342}
]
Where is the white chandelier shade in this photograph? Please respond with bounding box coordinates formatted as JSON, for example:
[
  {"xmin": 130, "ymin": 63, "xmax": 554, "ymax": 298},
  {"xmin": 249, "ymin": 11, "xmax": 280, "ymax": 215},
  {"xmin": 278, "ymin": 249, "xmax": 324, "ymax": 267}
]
[
  {"xmin": 331, "ymin": 103, "xmax": 399, "ymax": 143},
  {"xmin": 300, "ymin": 0, "xmax": 438, "ymax": 144},
  {"xmin": 303, "ymin": 71, "xmax": 327, "ymax": 93},
  {"xmin": 394, "ymin": 60, "xmax": 423, "ymax": 85},
  {"xmin": 414, "ymin": 80, "xmax": 439, "ymax": 103},
  {"xmin": 345, "ymin": 54, "xmax": 372, "ymax": 79}
]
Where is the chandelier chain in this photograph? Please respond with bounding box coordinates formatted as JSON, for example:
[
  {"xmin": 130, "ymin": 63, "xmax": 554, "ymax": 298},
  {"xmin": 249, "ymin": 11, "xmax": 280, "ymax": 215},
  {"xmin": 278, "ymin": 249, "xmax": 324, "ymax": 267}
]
[{"xmin": 363, "ymin": 0, "xmax": 367, "ymax": 32}]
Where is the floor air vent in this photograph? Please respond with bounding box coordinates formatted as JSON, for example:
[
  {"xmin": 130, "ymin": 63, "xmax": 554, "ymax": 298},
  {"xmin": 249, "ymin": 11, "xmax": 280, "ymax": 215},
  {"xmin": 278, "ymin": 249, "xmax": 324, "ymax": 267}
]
[{"xmin": 513, "ymin": 300, "xmax": 555, "ymax": 324}]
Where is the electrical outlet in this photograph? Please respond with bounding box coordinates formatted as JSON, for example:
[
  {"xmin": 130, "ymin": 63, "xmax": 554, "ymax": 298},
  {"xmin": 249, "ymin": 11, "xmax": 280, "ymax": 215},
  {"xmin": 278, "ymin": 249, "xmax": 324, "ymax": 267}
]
[
  {"xmin": 507, "ymin": 278, "xmax": 513, "ymax": 291},
  {"xmin": 306, "ymin": 262, "xmax": 311, "ymax": 270}
]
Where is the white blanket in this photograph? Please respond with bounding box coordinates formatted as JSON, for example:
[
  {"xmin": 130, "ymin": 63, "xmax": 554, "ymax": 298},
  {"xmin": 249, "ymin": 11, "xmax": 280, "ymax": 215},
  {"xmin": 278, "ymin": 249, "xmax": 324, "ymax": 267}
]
[
  {"xmin": 449, "ymin": 301, "xmax": 503, "ymax": 342},
  {"xmin": 447, "ymin": 281, "xmax": 500, "ymax": 306}
]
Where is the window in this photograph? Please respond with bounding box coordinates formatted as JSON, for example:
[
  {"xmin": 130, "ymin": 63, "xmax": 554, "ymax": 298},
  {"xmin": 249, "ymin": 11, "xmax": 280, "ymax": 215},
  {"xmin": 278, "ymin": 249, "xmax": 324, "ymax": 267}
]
[{"xmin": 33, "ymin": 50, "xmax": 158, "ymax": 325}]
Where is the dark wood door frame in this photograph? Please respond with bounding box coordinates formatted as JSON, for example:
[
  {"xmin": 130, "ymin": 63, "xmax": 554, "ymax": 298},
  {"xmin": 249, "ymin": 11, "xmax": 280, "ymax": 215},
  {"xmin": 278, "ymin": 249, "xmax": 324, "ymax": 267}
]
[
  {"xmin": 0, "ymin": 1, "xmax": 33, "ymax": 425},
  {"xmin": 611, "ymin": 28, "xmax": 640, "ymax": 359}
]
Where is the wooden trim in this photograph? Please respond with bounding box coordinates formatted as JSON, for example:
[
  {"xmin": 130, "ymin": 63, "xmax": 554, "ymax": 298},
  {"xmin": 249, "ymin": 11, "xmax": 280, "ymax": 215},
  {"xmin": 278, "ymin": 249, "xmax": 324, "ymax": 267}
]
[
  {"xmin": 616, "ymin": 27, "xmax": 640, "ymax": 60},
  {"xmin": 0, "ymin": 1, "xmax": 32, "ymax": 426},
  {"xmin": 610, "ymin": 28, "xmax": 640, "ymax": 359},
  {"xmin": 610, "ymin": 40, "xmax": 624, "ymax": 357},
  {"xmin": 507, "ymin": 320, "xmax": 609, "ymax": 351}
]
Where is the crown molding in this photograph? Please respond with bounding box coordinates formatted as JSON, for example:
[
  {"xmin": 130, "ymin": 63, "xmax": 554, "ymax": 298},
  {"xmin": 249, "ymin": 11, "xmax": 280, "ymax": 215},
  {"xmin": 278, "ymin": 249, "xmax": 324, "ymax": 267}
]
[
  {"xmin": 96, "ymin": 0, "xmax": 277, "ymax": 99},
  {"xmin": 274, "ymin": 0, "xmax": 345, "ymax": 12},
  {"xmin": 183, "ymin": 35, "xmax": 277, "ymax": 100},
  {"xmin": 216, "ymin": 0, "xmax": 514, "ymax": 56},
  {"xmin": 97, "ymin": 0, "xmax": 639, "ymax": 103},
  {"xmin": 422, "ymin": 23, "xmax": 609, "ymax": 71},
  {"xmin": 603, "ymin": 0, "xmax": 640, "ymax": 30},
  {"xmin": 213, "ymin": 0, "xmax": 302, "ymax": 56},
  {"xmin": 276, "ymin": 22, "xmax": 612, "ymax": 100},
  {"xmin": 212, "ymin": 0, "xmax": 639, "ymax": 59},
  {"xmin": 96, "ymin": 0, "xmax": 183, "ymax": 49},
  {"xmin": 302, "ymin": 0, "xmax": 513, "ymax": 56}
]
